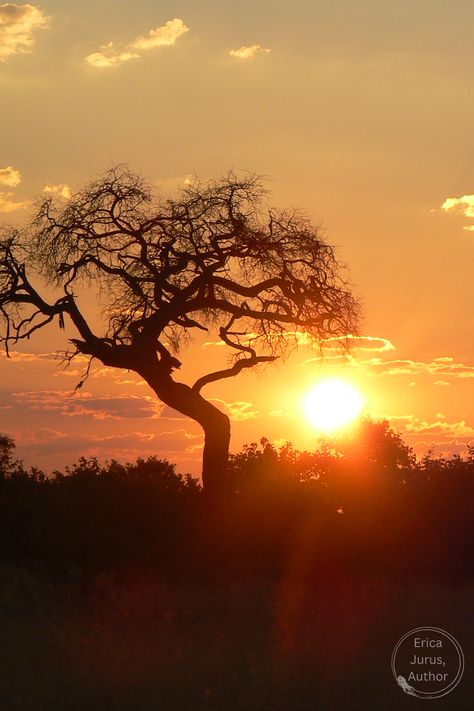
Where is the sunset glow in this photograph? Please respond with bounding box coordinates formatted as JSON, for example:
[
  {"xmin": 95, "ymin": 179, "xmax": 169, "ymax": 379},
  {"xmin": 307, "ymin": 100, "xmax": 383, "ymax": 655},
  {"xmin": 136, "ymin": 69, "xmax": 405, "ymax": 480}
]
[
  {"xmin": 304, "ymin": 379, "xmax": 365, "ymax": 433},
  {"xmin": 0, "ymin": 1, "xmax": 472, "ymax": 474}
]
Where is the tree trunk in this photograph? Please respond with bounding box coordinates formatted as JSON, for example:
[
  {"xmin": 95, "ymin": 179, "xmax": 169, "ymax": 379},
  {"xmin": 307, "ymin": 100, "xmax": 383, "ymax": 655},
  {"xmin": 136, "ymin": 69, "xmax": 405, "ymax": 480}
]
[
  {"xmin": 201, "ymin": 406, "xmax": 231, "ymax": 495},
  {"xmin": 138, "ymin": 366, "xmax": 231, "ymax": 496}
]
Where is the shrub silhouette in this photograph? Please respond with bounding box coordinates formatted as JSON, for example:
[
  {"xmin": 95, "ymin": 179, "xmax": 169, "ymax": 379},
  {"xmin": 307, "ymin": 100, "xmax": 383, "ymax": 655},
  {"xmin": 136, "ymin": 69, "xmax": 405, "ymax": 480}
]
[{"xmin": 0, "ymin": 421, "xmax": 472, "ymax": 582}]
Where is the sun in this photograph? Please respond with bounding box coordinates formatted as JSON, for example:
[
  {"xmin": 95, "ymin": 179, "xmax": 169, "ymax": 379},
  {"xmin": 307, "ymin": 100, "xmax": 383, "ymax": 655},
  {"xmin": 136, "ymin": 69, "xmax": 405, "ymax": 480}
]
[{"xmin": 304, "ymin": 378, "xmax": 365, "ymax": 433}]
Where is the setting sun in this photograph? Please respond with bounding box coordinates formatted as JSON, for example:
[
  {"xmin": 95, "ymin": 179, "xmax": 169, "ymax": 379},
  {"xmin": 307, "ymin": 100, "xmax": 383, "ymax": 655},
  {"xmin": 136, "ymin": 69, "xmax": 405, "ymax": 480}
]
[{"xmin": 304, "ymin": 379, "xmax": 365, "ymax": 433}]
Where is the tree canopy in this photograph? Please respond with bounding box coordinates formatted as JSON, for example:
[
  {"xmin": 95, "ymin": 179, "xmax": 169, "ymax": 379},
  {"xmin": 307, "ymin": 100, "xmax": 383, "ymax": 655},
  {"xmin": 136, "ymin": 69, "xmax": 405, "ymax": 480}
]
[{"xmin": 0, "ymin": 167, "xmax": 359, "ymax": 492}]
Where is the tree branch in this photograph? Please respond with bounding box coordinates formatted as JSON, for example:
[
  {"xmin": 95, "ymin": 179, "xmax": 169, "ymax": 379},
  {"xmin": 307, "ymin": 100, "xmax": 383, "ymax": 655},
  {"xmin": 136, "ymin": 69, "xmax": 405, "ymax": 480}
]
[{"xmin": 192, "ymin": 354, "xmax": 277, "ymax": 393}]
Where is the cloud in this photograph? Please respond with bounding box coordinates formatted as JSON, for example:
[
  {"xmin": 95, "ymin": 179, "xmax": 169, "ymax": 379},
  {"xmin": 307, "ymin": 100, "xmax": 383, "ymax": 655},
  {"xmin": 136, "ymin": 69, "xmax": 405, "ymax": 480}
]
[
  {"xmin": 388, "ymin": 414, "xmax": 474, "ymax": 438},
  {"xmin": 212, "ymin": 398, "xmax": 259, "ymax": 421},
  {"xmin": 42, "ymin": 183, "xmax": 71, "ymax": 199},
  {"xmin": 302, "ymin": 341, "xmax": 474, "ymax": 388},
  {"xmin": 441, "ymin": 194, "xmax": 474, "ymax": 218},
  {"xmin": 205, "ymin": 333, "xmax": 394, "ymax": 357},
  {"xmin": 85, "ymin": 18, "xmax": 189, "ymax": 69},
  {"xmin": 16, "ymin": 428, "xmax": 202, "ymax": 462},
  {"xmin": 441, "ymin": 194, "xmax": 474, "ymax": 231},
  {"xmin": 129, "ymin": 18, "xmax": 189, "ymax": 51},
  {"xmin": 0, "ymin": 191, "xmax": 29, "ymax": 212},
  {"xmin": 0, "ymin": 3, "xmax": 49, "ymax": 60},
  {"xmin": 322, "ymin": 335, "xmax": 396, "ymax": 353},
  {"xmin": 229, "ymin": 44, "xmax": 270, "ymax": 60},
  {"xmin": 407, "ymin": 419, "xmax": 474, "ymax": 437},
  {"xmin": 85, "ymin": 42, "xmax": 139, "ymax": 68},
  {"xmin": 11, "ymin": 391, "xmax": 163, "ymax": 420},
  {"xmin": 227, "ymin": 401, "xmax": 259, "ymax": 421},
  {"xmin": 159, "ymin": 405, "xmax": 187, "ymax": 420},
  {"xmin": 376, "ymin": 414, "xmax": 474, "ymax": 460},
  {"xmin": 408, "ymin": 439, "xmax": 474, "ymax": 459},
  {"xmin": 0, "ymin": 165, "xmax": 21, "ymax": 187},
  {"xmin": 0, "ymin": 350, "xmax": 58, "ymax": 361},
  {"xmin": 302, "ymin": 335, "xmax": 396, "ymax": 366},
  {"xmin": 361, "ymin": 356, "xmax": 474, "ymax": 380}
]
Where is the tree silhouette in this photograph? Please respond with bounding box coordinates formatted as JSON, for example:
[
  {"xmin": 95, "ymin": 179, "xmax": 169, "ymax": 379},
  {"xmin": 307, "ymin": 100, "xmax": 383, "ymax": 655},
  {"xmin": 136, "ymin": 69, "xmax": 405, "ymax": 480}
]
[{"xmin": 0, "ymin": 167, "xmax": 358, "ymax": 494}]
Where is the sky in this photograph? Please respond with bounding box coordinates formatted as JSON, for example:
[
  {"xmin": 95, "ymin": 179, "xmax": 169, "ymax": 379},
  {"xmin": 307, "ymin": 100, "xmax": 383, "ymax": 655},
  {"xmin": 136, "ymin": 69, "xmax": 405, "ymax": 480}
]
[{"xmin": 0, "ymin": 0, "xmax": 473, "ymax": 475}]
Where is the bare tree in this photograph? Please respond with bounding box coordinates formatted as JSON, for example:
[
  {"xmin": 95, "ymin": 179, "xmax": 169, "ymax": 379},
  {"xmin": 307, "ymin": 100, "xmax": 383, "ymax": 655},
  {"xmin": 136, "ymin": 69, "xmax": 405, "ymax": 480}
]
[{"xmin": 0, "ymin": 167, "xmax": 359, "ymax": 494}]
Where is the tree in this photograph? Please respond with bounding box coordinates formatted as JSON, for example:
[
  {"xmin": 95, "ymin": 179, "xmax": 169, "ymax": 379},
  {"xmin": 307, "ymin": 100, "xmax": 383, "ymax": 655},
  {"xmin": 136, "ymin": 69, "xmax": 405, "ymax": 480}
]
[
  {"xmin": 0, "ymin": 167, "xmax": 359, "ymax": 494},
  {"xmin": 326, "ymin": 419, "xmax": 416, "ymax": 472},
  {"xmin": 0, "ymin": 434, "xmax": 16, "ymax": 478}
]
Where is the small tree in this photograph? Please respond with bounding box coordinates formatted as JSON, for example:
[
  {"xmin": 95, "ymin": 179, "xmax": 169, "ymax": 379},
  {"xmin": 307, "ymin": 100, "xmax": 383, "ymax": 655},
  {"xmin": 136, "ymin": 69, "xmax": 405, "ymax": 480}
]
[
  {"xmin": 0, "ymin": 168, "xmax": 359, "ymax": 494},
  {"xmin": 0, "ymin": 434, "xmax": 16, "ymax": 477}
]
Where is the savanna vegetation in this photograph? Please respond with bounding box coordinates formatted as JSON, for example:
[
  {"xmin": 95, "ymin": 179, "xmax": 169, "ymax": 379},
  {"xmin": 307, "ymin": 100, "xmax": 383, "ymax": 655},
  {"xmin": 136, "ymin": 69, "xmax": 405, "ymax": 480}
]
[
  {"xmin": 0, "ymin": 421, "xmax": 472, "ymax": 710},
  {"xmin": 0, "ymin": 168, "xmax": 358, "ymax": 495}
]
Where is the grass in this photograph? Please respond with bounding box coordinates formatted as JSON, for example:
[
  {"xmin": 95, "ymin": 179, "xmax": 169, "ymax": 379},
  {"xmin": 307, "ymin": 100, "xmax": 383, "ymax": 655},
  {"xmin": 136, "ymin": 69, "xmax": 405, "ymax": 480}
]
[{"xmin": 0, "ymin": 566, "xmax": 472, "ymax": 710}]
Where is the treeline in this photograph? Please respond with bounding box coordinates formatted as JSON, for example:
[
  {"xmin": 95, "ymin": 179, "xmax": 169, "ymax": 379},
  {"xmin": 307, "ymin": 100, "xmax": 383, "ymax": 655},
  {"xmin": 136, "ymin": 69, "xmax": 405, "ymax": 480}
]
[{"xmin": 0, "ymin": 420, "xmax": 472, "ymax": 581}]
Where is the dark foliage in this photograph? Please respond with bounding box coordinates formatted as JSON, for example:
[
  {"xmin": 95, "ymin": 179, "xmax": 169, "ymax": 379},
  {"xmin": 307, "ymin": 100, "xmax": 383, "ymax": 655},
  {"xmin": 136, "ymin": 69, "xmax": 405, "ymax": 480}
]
[
  {"xmin": 0, "ymin": 420, "xmax": 472, "ymax": 583},
  {"xmin": 0, "ymin": 424, "xmax": 473, "ymax": 710}
]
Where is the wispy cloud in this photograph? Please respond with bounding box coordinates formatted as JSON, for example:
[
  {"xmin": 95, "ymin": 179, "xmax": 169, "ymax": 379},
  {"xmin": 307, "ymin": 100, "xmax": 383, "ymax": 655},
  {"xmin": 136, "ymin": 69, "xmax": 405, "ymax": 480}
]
[
  {"xmin": 388, "ymin": 414, "xmax": 474, "ymax": 438},
  {"xmin": 43, "ymin": 183, "xmax": 71, "ymax": 199},
  {"xmin": 129, "ymin": 18, "xmax": 189, "ymax": 51},
  {"xmin": 229, "ymin": 44, "xmax": 270, "ymax": 60},
  {"xmin": 0, "ymin": 191, "xmax": 29, "ymax": 212},
  {"xmin": 0, "ymin": 165, "xmax": 21, "ymax": 187},
  {"xmin": 206, "ymin": 333, "xmax": 394, "ymax": 356},
  {"xmin": 12, "ymin": 390, "xmax": 163, "ymax": 420},
  {"xmin": 212, "ymin": 398, "xmax": 259, "ymax": 421},
  {"xmin": 322, "ymin": 335, "xmax": 395, "ymax": 353},
  {"xmin": 85, "ymin": 18, "xmax": 189, "ymax": 69},
  {"xmin": 441, "ymin": 194, "xmax": 474, "ymax": 231},
  {"xmin": 0, "ymin": 3, "xmax": 49, "ymax": 61},
  {"xmin": 16, "ymin": 428, "xmax": 203, "ymax": 464},
  {"xmin": 85, "ymin": 42, "xmax": 139, "ymax": 68},
  {"xmin": 302, "ymin": 335, "xmax": 396, "ymax": 366},
  {"xmin": 0, "ymin": 163, "xmax": 28, "ymax": 211},
  {"xmin": 0, "ymin": 350, "xmax": 68, "ymax": 362},
  {"xmin": 360, "ymin": 356, "xmax": 474, "ymax": 380}
]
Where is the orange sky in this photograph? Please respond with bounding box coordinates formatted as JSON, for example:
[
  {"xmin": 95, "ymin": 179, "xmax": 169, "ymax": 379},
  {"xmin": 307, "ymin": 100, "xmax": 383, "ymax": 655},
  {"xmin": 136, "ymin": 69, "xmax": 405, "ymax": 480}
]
[{"xmin": 1, "ymin": 1, "xmax": 473, "ymax": 475}]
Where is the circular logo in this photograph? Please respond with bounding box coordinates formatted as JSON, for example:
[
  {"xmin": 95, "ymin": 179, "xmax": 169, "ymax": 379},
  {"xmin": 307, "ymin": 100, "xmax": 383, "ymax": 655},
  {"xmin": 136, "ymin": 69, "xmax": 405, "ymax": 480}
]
[{"xmin": 392, "ymin": 627, "xmax": 464, "ymax": 699}]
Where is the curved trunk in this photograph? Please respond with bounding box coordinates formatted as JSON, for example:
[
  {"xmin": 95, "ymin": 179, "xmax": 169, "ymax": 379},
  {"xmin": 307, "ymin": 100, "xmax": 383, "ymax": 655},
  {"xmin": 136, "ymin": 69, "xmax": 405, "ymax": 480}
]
[
  {"xmin": 138, "ymin": 366, "xmax": 231, "ymax": 495},
  {"xmin": 201, "ymin": 407, "xmax": 231, "ymax": 495}
]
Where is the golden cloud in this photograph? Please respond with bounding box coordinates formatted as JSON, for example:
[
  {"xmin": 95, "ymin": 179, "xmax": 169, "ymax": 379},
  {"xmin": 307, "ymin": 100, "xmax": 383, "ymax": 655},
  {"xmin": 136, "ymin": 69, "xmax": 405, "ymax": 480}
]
[
  {"xmin": 0, "ymin": 350, "xmax": 65, "ymax": 361},
  {"xmin": 322, "ymin": 334, "xmax": 395, "ymax": 353},
  {"xmin": 16, "ymin": 428, "xmax": 203, "ymax": 463},
  {"xmin": 212, "ymin": 398, "xmax": 259, "ymax": 421},
  {"xmin": 85, "ymin": 18, "xmax": 189, "ymax": 69},
  {"xmin": 0, "ymin": 3, "xmax": 49, "ymax": 60},
  {"xmin": 362, "ymin": 356, "xmax": 474, "ymax": 380},
  {"xmin": 229, "ymin": 44, "xmax": 270, "ymax": 59},
  {"xmin": 12, "ymin": 390, "xmax": 163, "ymax": 420},
  {"xmin": 129, "ymin": 18, "xmax": 189, "ymax": 51},
  {"xmin": 441, "ymin": 194, "xmax": 474, "ymax": 231},
  {"xmin": 441, "ymin": 194, "xmax": 474, "ymax": 218},
  {"xmin": 42, "ymin": 183, "xmax": 71, "ymax": 199},
  {"xmin": 390, "ymin": 414, "xmax": 474, "ymax": 438},
  {"xmin": 0, "ymin": 165, "xmax": 21, "ymax": 187},
  {"xmin": 0, "ymin": 191, "xmax": 29, "ymax": 212},
  {"xmin": 85, "ymin": 42, "xmax": 139, "ymax": 68}
]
